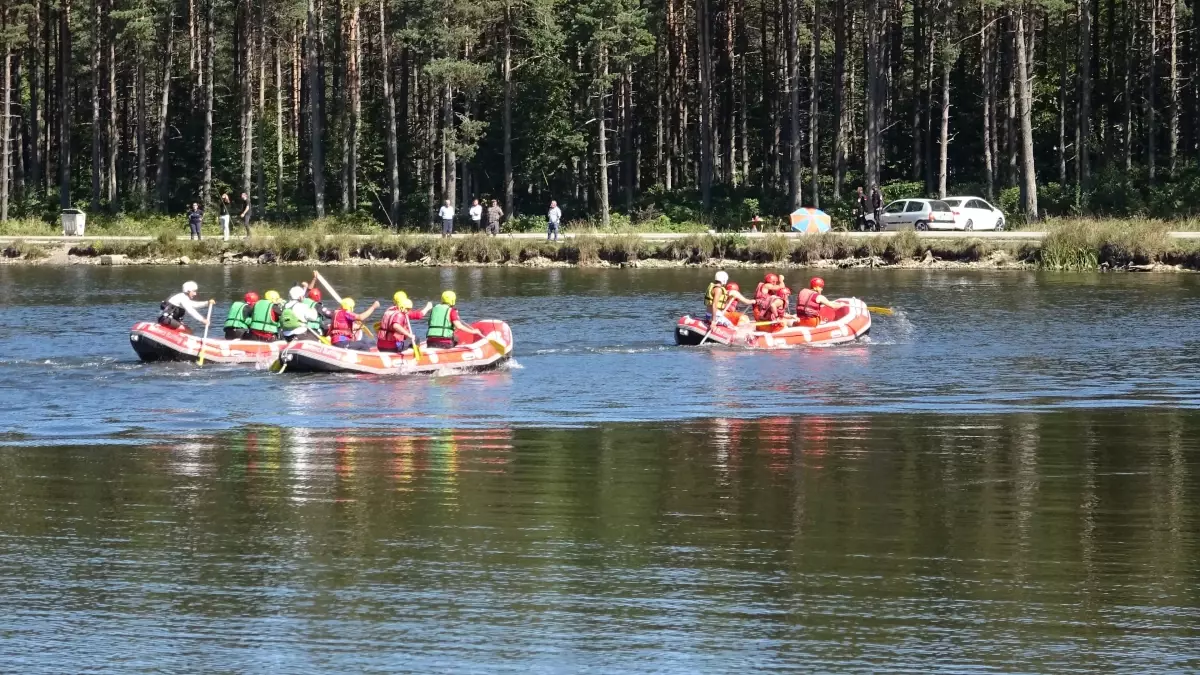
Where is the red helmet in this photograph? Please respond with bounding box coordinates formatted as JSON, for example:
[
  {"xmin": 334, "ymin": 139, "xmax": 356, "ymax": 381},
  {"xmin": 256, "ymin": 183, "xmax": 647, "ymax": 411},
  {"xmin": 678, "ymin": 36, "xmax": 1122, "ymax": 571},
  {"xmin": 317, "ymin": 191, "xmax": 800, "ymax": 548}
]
[
  {"xmin": 307, "ymin": 288, "xmax": 322, "ymax": 302},
  {"xmin": 726, "ymin": 282, "xmax": 740, "ymax": 292},
  {"xmin": 778, "ymin": 286, "xmax": 792, "ymax": 296},
  {"xmin": 764, "ymin": 273, "xmax": 780, "ymax": 285},
  {"xmin": 810, "ymin": 276, "xmax": 825, "ymax": 290},
  {"xmin": 244, "ymin": 292, "xmax": 260, "ymax": 305}
]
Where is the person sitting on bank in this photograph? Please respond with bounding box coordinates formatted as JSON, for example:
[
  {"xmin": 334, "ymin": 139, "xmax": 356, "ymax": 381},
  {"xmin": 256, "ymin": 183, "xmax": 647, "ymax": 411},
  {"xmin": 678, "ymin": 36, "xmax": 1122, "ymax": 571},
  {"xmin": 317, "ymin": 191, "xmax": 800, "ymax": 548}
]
[
  {"xmin": 329, "ymin": 297, "xmax": 381, "ymax": 348},
  {"xmin": 794, "ymin": 277, "xmax": 845, "ymax": 327},
  {"xmin": 223, "ymin": 291, "xmax": 258, "ymax": 339},
  {"xmin": 377, "ymin": 291, "xmax": 433, "ymax": 353},
  {"xmin": 247, "ymin": 290, "xmax": 284, "ymax": 342},
  {"xmin": 426, "ymin": 290, "xmax": 484, "ymax": 349},
  {"xmin": 280, "ymin": 286, "xmax": 322, "ymax": 342},
  {"xmin": 159, "ymin": 281, "xmax": 213, "ymax": 332}
]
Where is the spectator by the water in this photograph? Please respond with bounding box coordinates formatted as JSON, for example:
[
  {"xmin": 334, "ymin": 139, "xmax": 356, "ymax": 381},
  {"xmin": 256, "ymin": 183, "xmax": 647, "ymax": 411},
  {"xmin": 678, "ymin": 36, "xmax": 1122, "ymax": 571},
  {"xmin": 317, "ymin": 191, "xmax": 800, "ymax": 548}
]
[
  {"xmin": 547, "ymin": 200, "xmax": 562, "ymax": 242},
  {"xmin": 187, "ymin": 203, "xmax": 204, "ymax": 241},
  {"xmin": 469, "ymin": 199, "xmax": 483, "ymax": 231},
  {"xmin": 219, "ymin": 193, "xmax": 232, "ymax": 240},
  {"xmin": 239, "ymin": 192, "xmax": 252, "ymax": 237},
  {"xmin": 854, "ymin": 187, "xmax": 869, "ymax": 230},
  {"xmin": 438, "ymin": 200, "xmax": 455, "ymax": 237},
  {"xmin": 870, "ymin": 185, "xmax": 883, "ymax": 229},
  {"xmin": 486, "ymin": 200, "xmax": 503, "ymax": 236}
]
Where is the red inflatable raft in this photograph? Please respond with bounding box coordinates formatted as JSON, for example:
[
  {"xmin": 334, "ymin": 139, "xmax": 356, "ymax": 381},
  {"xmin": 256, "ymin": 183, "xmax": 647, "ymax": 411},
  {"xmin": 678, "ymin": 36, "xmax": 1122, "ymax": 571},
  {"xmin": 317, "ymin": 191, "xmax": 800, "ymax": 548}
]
[
  {"xmin": 129, "ymin": 321, "xmax": 285, "ymax": 363},
  {"xmin": 277, "ymin": 320, "xmax": 514, "ymax": 375},
  {"xmin": 674, "ymin": 297, "xmax": 871, "ymax": 348}
]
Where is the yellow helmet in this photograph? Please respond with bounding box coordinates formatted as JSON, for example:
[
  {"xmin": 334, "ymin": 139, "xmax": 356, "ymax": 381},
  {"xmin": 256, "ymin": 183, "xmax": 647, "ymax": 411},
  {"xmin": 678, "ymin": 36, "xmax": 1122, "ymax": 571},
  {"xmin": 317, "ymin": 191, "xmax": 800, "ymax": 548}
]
[
  {"xmin": 400, "ymin": 297, "xmax": 414, "ymax": 310},
  {"xmin": 393, "ymin": 291, "xmax": 409, "ymax": 306},
  {"xmin": 441, "ymin": 290, "xmax": 457, "ymax": 306},
  {"xmin": 340, "ymin": 297, "xmax": 355, "ymax": 311},
  {"xmin": 264, "ymin": 290, "xmax": 281, "ymax": 302}
]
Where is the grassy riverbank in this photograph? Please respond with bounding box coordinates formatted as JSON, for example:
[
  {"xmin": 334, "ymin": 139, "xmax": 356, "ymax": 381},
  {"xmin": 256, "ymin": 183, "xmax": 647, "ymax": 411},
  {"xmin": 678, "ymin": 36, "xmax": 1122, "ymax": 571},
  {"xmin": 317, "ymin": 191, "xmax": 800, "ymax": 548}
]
[{"xmin": 4, "ymin": 218, "xmax": 1199, "ymax": 271}]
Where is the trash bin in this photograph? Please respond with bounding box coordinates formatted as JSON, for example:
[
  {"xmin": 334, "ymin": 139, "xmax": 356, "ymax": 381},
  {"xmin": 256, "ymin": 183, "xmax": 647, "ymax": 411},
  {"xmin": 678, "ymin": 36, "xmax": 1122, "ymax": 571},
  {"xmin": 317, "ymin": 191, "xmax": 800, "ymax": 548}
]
[{"xmin": 61, "ymin": 209, "xmax": 87, "ymax": 236}]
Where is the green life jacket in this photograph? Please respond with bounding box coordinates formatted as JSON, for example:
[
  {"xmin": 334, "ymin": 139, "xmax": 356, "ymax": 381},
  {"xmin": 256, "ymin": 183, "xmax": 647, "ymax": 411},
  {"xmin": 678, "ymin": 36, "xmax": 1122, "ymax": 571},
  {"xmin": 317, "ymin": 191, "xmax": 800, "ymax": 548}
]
[
  {"xmin": 248, "ymin": 299, "xmax": 281, "ymax": 334},
  {"xmin": 224, "ymin": 301, "xmax": 250, "ymax": 330},
  {"xmin": 427, "ymin": 303, "xmax": 455, "ymax": 340},
  {"xmin": 302, "ymin": 298, "xmax": 324, "ymax": 333},
  {"xmin": 280, "ymin": 301, "xmax": 304, "ymax": 331}
]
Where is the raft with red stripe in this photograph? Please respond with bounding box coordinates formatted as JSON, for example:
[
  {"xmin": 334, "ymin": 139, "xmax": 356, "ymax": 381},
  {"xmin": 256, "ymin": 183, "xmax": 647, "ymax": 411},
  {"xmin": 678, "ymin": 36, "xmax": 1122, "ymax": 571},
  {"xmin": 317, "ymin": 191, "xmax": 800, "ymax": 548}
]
[
  {"xmin": 129, "ymin": 321, "xmax": 285, "ymax": 363},
  {"xmin": 674, "ymin": 297, "xmax": 871, "ymax": 348},
  {"xmin": 277, "ymin": 320, "xmax": 514, "ymax": 374}
]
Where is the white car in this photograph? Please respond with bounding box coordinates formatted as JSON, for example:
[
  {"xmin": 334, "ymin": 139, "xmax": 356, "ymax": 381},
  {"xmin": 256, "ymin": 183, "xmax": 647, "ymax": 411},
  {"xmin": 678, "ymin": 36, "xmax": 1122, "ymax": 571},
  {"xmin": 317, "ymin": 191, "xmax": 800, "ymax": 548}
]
[
  {"xmin": 943, "ymin": 196, "xmax": 1006, "ymax": 231},
  {"xmin": 877, "ymin": 199, "xmax": 960, "ymax": 231}
]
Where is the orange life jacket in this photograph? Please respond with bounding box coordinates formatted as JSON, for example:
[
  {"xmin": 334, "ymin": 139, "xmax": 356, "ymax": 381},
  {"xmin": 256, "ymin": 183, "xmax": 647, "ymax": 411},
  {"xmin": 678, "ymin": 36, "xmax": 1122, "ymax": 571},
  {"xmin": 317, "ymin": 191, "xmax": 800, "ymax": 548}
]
[
  {"xmin": 330, "ymin": 309, "xmax": 356, "ymax": 342},
  {"xmin": 377, "ymin": 306, "xmax": 411, "ymax": 348},
  {"xmin": 796, "ymin": 288, "xmax": 822, "ymax": 317}
]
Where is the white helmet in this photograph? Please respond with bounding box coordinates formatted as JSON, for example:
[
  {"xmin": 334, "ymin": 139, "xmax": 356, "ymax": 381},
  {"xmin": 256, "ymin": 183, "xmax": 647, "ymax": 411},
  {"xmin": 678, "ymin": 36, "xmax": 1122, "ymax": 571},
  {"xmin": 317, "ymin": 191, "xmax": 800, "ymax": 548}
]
[
  {"xmin": 182, "ymin": 281, "xmax": 199, "ymax": 294},
  {"xmin": 288, "ymin": 286, "xmax": 305, "ymax": 301},
  {"xmin": 714, "ymin": 270, "xmax": 729, "ymax": 285}
]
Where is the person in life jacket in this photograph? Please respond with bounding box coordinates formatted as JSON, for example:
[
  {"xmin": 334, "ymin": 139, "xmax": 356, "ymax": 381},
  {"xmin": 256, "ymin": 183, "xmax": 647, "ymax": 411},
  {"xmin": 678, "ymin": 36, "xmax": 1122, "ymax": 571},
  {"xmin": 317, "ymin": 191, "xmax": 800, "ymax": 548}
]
[
  {"xmin": 793, "ymin": 277, "xmax": 844, "ymax": 327},
  {"xmin": 329, "ymin": 297, "xmax": 380, "ymax": 348},
  {"xmin": 752, "ymin": 273, "xmax": 786, "ymax": 322},
  {"xmin": 158, "ymin": 281, "xmax": 213, "ymax": 331},
  {"xmin": 247, "ymin": 290, "xmax": 284, "ymax": 341},
  {"xmin": 377, "ymin": 291, "xmax": 433, "ymax": 353},
  {"xmin": 280, "ymin": 286, "xmax": 322, "ymax": 342},
  {"xmin": 303, "ymin": 287, "xmax": 334, "ymax": 336},
  {"xmin": 704, "ymin": 271, "xmax": 754, "ymax": 328},
  {"xmin": 426, "ymin": 290, "xmax": 484, "ymax": 349},
  {"xmin": 721, "ymin": 282, "xmax": 754, "ymax": 326},
  {"xmin": 223, "ymin": 291, "xmax": 258, "ymax": 339}
]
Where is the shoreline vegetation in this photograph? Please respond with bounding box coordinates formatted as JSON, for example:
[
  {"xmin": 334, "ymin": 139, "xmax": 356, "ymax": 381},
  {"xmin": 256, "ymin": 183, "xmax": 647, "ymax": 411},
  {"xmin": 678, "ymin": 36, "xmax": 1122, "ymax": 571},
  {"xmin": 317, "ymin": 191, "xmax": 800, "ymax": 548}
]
[{"xmin": 2, "ymin": 218, "xmax": 1197, "ymax": 272}]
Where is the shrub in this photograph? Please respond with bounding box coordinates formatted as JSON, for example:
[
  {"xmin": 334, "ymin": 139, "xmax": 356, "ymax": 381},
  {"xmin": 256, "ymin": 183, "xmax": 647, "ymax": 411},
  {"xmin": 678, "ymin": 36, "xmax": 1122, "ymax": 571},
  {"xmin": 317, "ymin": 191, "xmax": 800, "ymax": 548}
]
[
  {"xmin": 884, "ymin": 228, "xmax": 921, "ymax": 262},
  {"xmin": 749, "ymin": 234, "xmax": 793, "ymax": 263}
]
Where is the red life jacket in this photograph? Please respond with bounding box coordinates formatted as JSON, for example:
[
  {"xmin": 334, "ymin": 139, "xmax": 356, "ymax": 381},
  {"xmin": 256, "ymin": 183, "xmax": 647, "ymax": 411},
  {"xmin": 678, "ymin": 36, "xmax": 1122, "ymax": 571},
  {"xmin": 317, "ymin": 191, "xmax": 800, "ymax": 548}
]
[
  {"xmin": 796, "ymin": 288, "xmax": 822, "ymax": 317},
  {"xmin": 330, "ymin": 309, "xmax": 356, "ymax": 342},
  {"xmin": 377, "ymin": 306, "xmax": 411, "ymax": 349}
]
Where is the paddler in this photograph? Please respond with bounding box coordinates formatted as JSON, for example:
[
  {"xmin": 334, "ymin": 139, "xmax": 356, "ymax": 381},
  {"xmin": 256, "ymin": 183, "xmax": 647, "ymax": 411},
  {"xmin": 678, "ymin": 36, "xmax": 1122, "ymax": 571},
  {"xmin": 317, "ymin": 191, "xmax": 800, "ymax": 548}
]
[
  {"xmin": 721, "ymin": 282, "xmax": 754, "ymax": 326},
  {"xmin": 329, "ymin": 297, "xmax": 380, "ymax": 348},
  {"xmin": 794, "ymin": 277, "xmax": 845, "ymax": 327},
  {"xmin": 704, "ymin": 271, "xmax": 735, "ymax": 328},
  {"xmin": 303, "ymin": 287, "xmax": 333, "ymax": 336},
  {"xmin": 280, "ymin": 286, "xmax": 322, "ymax": 342},
  {"xmin": 426, "ymin": 290, "xmax": 484, "ymax": 349},
  {"xmin": 377, "ymin": 291, "xmax": 433, "ymax": 353},
  {"xmin": 223, "ymin": 291, "xmax": 258, "ymax": 339},
  {"xmin": 158, "ymin": 281, "xmax": 214, "ymax": 332},
  {"xmin": 752, "ymin": 273, "xmax": 786, "ymax": 323},
  {"xmin": 246, "ymin": 290, "xmax": 284, "ymax": 342}
]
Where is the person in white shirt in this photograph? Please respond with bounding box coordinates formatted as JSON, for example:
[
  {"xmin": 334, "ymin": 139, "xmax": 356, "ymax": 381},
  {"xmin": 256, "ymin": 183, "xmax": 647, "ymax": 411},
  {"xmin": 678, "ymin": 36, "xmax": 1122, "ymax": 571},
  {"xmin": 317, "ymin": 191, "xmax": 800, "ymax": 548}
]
[
  {"xmin": 547, "ymin": 200, "xmax": 562, "ymax": 242},
  {"xmin": 280, "ymin": 286, "xmax": 321, "ymax": 342},
  {"xmin": 438, "ymin": 200, "xmax": 455, "ymax": 237},
  {"xmin": 158, "ymin": 280, "xmax": 213, "ymax": 331},
  {"xmin": 469, "ymin": 199, "xmax": 483, "ymax": 232}
]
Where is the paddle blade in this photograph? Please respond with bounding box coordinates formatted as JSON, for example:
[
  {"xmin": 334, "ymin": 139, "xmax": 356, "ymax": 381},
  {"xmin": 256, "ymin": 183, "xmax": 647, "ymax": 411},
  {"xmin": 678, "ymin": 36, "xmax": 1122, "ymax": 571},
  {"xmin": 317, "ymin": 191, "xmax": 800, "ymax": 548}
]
[
  {"xmin": 412, "ymin": 343, "xmax": 422, "ymax": 360},
  {"xmin": 867, "ymin": 306, "xmax": 895, "ymax": 316},
  {"xmin": 269, "ymin": 358, "xmax": 284, "ymax": 373}
]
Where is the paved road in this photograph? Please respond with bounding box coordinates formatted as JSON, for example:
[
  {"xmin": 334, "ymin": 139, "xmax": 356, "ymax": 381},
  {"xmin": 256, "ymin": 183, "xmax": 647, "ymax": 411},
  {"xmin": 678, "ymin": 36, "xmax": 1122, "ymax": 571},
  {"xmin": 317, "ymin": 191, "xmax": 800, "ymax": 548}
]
[{"xmin": 3, "ymin": 230, "xmax": 1199, "ymax": 244}]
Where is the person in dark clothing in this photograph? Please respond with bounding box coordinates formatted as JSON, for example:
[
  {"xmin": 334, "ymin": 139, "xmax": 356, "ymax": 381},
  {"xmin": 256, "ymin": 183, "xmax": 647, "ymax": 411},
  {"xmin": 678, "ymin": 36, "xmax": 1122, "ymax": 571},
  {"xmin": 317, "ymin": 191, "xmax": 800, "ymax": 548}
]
[
  {"xmin": 187, "ymin": 203, "xmax": 204, "ymax": 240},
  {"xmin": 854, "ymin": 187, "xmax": 869, "ymax": 231},
  {"xmin": 486, "ymin": 200, "xmax": 503, "ymax": 236},
  {"xmin": 870, "ymin": 185, "xmax": 883, "ymax": 231},
  {"xmin": 239, "ymin": 192, "xmax": 252, "ymax": 237},
  {"xmin": 219, "ymin": 193, "xmax": 232, "ymax": 241}
]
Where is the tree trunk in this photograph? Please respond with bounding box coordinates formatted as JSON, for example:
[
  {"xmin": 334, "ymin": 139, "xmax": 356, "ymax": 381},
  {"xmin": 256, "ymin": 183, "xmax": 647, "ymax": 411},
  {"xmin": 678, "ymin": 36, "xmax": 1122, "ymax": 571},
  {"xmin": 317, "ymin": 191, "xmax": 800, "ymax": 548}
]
[
  {"xmin": 58, "ymin": 0, "xmax": 71, "ymax": 209},
  {"xmin": 1168, "ymin": 0, "xmax": 1178, "ymax": 177},
  {"xmin": 502, "ymin": 0, "xmax": 513, "ymax": 217},
  {"xmin": 275, "ymin": 39, "xmax": 285, "ymax": 211},
  {"xmin": 156, "ymin": 8, "xmax": 174, "ymax": 210},
  {"xmin": 202, "ymin": 0, "xmax": 214, "ymax": 207},
  {"xmin": 1147, "ymin": 0, "xmax": 1157, "ymax": 183},
  {"xmin": 981, "ymin": 5, "xmax": 994, "ymax": 200},
  {"xmin": 256, "ymin": 21, "xmax": 266, "ymax": 213},
  {"xmin": 379, "ymin": 0, "xmax": 399, "ymax": 224},
  {"xmin": 240, "ymin": 0, "xmax": 253, "ymax": 203},
  {"xmin": 697, "ymin": 0, "xmax": 713, "ymax": 210},
  {"xmin": 623, "ymin": 63, "xmax": 635, "ymax": 213},
  {"xmin": 1, "ymin": 42, "xmax": 10, "ymax": 221},
  {"xmin": 307, "ymin": 0, "xmax": 325, "ymax": 217},
  {"xmin": 865, "ymin": 0, "xmax": 885, "ymax": 191},
  {"xmin": 347, "ymin": 0, "xmax": 359, "ymax": 210},
  {"xmin": 441, "ymin": 81, "xmax": 454, "ymax": 204},
  {"xmin": 1123, "ymin": 0, "xmax": 1133, "ymax": 175},
  {"xmin": 808, "ymin": 0, "xmax": 820, "ymax": 208},
  {"xmin": 831, "ymin": 0, "xmax": 845, "ymax": 199},
  {"xmin": 135, "ymin": 57, "xmax": 146, "ymax": 205},
  {"xmin": 90, "ymin": 0, "xmax": 101, "ymax": 210},
  {"xmin": 1014, "ymin": 8, "xmax": 1038, "ymax": 221},
  {"xmin": 786, "ymin": 0, "xmax": 801, "ymax": 208},
  {"xmin": 912, "ymin": 0, "xmax": 924, "ymax": 180},
  {"xmin": 27, "ymin": 0, "xmax": 41, "ymax": 198},
  {"xmin": 596, "ymin": 44, "xmax": 610, "ymax": 227},
  {"xmin": 1078, "ymin": 0, "xmax": 1092, "ymax": 190},
  {"xmin": 1059, "ymin": 25, "xmax": 1069, "ymax": 186},
  {"xmin": 937, "ymin": 24, "xmax": 950, "ymax": 199},
  {"xmin": 105, "ymin": 0, "xmax": 117, "ymax": 207}
]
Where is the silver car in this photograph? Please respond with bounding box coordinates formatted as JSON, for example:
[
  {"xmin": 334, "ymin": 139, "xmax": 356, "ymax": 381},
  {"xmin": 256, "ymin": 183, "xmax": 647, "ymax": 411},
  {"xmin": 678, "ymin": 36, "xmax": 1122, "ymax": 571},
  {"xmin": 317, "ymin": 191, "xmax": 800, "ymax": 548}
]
[{"xmin": 877, "ymin": 199, "xmax": 960, "ymax": 231}]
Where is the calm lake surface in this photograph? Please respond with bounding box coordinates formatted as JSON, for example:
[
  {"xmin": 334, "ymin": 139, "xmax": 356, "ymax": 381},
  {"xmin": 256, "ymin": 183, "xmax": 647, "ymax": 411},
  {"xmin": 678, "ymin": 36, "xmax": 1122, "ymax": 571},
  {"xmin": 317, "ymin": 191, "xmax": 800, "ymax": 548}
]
[{"xmin": 0, "ymin": 266, "xmax": 1198, "ymax": 672}]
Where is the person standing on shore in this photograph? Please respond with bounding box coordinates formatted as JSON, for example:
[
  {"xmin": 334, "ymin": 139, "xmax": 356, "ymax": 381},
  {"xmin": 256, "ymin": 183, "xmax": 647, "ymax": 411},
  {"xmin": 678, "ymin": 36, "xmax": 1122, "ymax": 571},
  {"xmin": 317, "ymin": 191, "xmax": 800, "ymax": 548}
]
[
  {"xmin": 547, "ymin": 200, "xmax": 562, "ymax": 242},
  {"xmin": 219, "ymin": 193, "xmax": 232, "ymax": 241},
  {"xmin": 870, "ymin": 185, "xmax": 883, "ymax": 231},
  {"xmin": 239, "ymin": 192, "xmax": 252, "ymax": 238},
  {"xmin": 469, "ymin": 199, "xmax": 483, "ymax": 232},
  {"xmin": 854, "ymin": 187, "xmax": 869, "ymax": 231},
  {"xmin": 187, "ymin": 203, "xmax": 204, "ymax": 240},
  {"xmin": 438, "ymin": 200, "xmax": 456, "ymax": 237},
  {"xmin": 486, "ymin": 200, "xmax": 503, "ymax": 236}
]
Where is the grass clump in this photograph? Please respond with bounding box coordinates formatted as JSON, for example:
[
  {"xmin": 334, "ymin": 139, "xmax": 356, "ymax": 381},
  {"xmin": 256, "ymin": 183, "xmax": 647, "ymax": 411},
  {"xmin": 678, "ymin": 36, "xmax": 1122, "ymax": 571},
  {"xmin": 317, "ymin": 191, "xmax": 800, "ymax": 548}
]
[
  {"xmin": 2, "ymin": 240, "xmax": 51, "ymax": 259},
  {"xmin": 884, "ymin": 228, "xmax": 921, "ymax": 262}
]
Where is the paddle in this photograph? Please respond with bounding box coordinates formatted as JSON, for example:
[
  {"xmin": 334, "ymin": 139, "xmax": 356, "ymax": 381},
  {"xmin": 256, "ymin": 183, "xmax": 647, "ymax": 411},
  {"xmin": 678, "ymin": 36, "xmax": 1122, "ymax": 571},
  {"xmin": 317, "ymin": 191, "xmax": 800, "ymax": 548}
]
[
  {"xmin": 866, "ymin": 306, "xmax": 895, "ymax": 315},
  {"xmin": 314, "ymin": 269, "xmax": 375, "ymax": 339},
  {"xmin": 197, "ymin": 301, "xmax": 215, "ymax": 366},
  {"xmin": 698, "ymin": 324, "xmax": 716, "ymax": 346}
]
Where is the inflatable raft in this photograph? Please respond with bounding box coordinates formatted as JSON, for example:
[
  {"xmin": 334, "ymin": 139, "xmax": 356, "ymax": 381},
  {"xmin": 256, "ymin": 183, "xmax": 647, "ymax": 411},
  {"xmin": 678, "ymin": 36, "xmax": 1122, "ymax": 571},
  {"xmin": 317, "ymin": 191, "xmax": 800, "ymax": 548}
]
[
  {"xmin": 277, "ymin": 320, "xmax": 514, "ymax": 375},
  {"xmin": 129, "ymin": 321, "xmax": 285, "ymax": 363},
  {"xmin": 674, "ymin": 297, "xmax": 871, "ymax": 348}
]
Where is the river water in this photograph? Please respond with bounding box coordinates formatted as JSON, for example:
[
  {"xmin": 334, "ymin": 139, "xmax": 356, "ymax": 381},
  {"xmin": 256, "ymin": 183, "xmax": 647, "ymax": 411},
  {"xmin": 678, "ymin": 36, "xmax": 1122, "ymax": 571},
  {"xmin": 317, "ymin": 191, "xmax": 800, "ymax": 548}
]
[{"xmin": 0, "ymin": 266, "xmax": 1198, "ymax": 672}]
